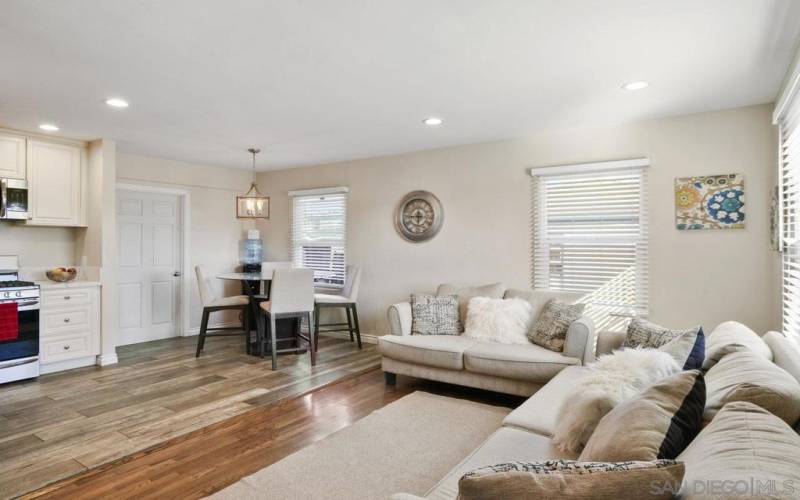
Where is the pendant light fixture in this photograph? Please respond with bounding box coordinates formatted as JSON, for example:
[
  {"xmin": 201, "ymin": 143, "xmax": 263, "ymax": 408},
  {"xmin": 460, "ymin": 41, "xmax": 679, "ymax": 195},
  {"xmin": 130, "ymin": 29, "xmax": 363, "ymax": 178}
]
[{"xmin": 236, "ymin": 148, "xmax": 270, "ymax": 219}]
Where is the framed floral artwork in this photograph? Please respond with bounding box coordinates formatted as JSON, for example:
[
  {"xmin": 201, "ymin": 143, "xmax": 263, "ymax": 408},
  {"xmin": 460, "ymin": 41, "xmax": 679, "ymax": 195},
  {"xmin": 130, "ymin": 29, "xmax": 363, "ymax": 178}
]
[{"xmin": 675, "ymin": 174, "xmax": 745, "ymax": 230}]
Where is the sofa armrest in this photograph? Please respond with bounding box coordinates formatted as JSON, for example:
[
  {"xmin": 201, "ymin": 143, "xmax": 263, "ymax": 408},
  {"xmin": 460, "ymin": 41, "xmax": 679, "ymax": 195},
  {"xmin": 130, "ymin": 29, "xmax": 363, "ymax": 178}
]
[
  {"xmin": 387, "ymin": 301, "xmax": 412, "ymax": 336},
  {"xmin": 563, "ymin": 315, "xmax": 596, "ymax": 364}
]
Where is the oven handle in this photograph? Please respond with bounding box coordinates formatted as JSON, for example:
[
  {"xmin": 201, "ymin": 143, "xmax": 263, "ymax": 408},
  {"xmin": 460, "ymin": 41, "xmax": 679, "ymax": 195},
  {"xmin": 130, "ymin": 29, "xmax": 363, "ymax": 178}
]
[
  {"xmin": 1, "ymin": 178, "xmax": 7, "ymax": 219},
  {"xmin": 0, "ymin": 357, "xmax": 38, "ymax": 369}
]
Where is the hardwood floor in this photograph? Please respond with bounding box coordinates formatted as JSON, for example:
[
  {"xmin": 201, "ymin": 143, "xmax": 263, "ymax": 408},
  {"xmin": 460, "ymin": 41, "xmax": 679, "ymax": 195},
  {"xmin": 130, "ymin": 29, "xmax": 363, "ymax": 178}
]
[
  {"xmin": 24, "ymin": 368, "xmax": 524, "ymax": 500},
  {"xmin": 0, "ymin": 335, "xmax": 380, "ymax": 499}
]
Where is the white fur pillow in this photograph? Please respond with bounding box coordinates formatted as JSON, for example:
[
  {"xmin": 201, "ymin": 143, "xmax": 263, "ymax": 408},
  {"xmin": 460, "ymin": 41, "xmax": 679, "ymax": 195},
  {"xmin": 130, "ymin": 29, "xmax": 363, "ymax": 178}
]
[
  {"xmin": 463, "ymin": 297, "xmax": 533, "ymax": 344},
  {"xmin": 552, "ymin": 348, "xmax": 681, "ymax": 454}
]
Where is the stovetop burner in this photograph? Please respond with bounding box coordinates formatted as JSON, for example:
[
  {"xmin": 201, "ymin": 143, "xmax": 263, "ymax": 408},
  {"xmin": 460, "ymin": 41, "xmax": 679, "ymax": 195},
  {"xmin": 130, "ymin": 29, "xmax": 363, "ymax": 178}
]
[{"xmin": 0, "ymin": 280, "xmax": 36, "ymax": 288}]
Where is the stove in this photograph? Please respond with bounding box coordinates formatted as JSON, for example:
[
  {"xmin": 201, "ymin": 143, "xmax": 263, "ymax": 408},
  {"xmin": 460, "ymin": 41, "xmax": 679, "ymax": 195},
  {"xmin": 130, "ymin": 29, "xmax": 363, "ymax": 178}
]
[{"xmin": 0, "ymin": 256, "xmax": 40, "ymax": 384}]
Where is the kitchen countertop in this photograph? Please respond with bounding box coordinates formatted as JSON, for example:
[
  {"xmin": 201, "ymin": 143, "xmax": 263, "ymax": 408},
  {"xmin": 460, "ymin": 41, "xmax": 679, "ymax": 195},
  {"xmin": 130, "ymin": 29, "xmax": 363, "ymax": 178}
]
[{"xmin": 35, "ymin": 280, "xmax": 101, "ymax": 290}]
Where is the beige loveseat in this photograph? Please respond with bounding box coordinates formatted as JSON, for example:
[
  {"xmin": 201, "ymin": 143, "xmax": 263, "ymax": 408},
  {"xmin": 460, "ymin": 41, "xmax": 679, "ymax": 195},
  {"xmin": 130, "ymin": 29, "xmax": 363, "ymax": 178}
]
[
  {"xmin": 391, "ymin": 322, "xmax": 800, "ymax": 500},
  {"xmin": 380, "ymin": 285, "xmax": 596, "ymax": 396}
]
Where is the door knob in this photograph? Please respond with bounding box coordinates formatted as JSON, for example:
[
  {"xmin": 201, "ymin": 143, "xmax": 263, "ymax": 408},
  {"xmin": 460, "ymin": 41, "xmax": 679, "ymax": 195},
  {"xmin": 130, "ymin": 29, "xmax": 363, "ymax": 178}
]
[{"xmin": 173, "ymin": 271, "xmax": 182, "ymax": 277}]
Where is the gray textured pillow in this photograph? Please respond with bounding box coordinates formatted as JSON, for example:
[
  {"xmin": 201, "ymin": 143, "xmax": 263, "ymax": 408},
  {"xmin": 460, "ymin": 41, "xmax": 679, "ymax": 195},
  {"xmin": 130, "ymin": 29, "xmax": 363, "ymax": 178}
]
[
  {"xmin": 528, "ymin": 299, "xmax": 585, "ymax": 352},
  {"xmin": 458, "ymin": 460, "xmax": 684, "ymax": 500},
  {"xmin": 622, "ymin": 318, "xmax": 697, "ymax": 349},
  {"xmin": 436, "ymin": 282, "xmax": 506, "ymax": 332},
  {"xmin": 410, "ymin": 294, "xmax": 460, "ymax": 335}
]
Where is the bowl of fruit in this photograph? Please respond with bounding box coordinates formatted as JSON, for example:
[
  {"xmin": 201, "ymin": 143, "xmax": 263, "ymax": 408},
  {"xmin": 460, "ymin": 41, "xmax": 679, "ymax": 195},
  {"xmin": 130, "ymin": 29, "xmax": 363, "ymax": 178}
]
[{"xmin": 46, "ymin": 267, "xmax": 78, "ymax": 282}]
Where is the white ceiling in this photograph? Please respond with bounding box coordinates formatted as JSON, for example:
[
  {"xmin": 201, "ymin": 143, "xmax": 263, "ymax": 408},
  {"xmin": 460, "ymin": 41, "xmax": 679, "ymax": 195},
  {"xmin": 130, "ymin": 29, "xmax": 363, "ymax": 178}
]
[{"xmin": 1, "ymin": 0, "xmax": 799, "ymax": 171}]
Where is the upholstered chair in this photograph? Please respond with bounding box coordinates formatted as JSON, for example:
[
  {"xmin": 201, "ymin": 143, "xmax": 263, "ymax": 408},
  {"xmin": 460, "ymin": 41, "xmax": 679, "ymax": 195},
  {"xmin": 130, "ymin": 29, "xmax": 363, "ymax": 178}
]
[
  {"xmin": 313, "ymin": 265, "xmax": 362, "ymax": 350},
  {"xmin": 194, "ymin": 265, "xmax": 250, "ymax": 357},
  {"xmin": 258, "ymin": 268, "xmax": 316, "ymax": 370}
]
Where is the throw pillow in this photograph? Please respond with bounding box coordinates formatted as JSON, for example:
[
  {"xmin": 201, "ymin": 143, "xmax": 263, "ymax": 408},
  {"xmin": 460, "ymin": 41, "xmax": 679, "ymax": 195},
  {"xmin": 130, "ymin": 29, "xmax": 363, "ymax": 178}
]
[
  {"xmin": 658, "ymin": 327, "xmax": 705, "ymax": 370},
  {"xmin": 622, "ymin": 318, "xmax": 699, "ymax": 349},
  {"xmin": 457, "ymin": 460, "xmax": 685, "ymax": 500},
  {"xmin": 553, "ymin": 348, "xmax": 681, "ymax": 454},
  {"xmin": 678, "ymin": 402, "xmax": 800, "ymax": 500},
  {"xmin": 463, "ymin": 297, "xmax": 533, "ymax": 344},
  {"xmin": 703, "ymin": 321, "xmax": 773, "ymax": 370},
  {"xmin": 410, "ymin": 294, "xmax": 460, "ymax": 335},
  {"xmin": 703, "ymin": 349, "xmax": 800, "ymax": 426},
  {"xmin": 528, "ymin": 299, "xmax": 585, "ymax": 352},
  {"xmin": 436, "ymin": 282, "xmax": 506, "ymax": 332},
  {"xmin": 580, "ymin": 370, "xmax": 706, "ymax": 462}
]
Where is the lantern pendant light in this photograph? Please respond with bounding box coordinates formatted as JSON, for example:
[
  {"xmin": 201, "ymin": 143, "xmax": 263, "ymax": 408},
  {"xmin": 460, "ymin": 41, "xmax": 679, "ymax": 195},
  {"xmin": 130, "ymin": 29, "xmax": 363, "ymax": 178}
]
[{"xmin": 236, "ymin": 148, "xmax": 270, "ymax": 219}]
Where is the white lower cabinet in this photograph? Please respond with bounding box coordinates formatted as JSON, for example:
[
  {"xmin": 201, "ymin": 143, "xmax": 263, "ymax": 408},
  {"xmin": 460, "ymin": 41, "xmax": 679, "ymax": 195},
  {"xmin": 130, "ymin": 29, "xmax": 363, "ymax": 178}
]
[{"xmin": 40, "ymin": 284, "xmax": 101, "ymax": 374}]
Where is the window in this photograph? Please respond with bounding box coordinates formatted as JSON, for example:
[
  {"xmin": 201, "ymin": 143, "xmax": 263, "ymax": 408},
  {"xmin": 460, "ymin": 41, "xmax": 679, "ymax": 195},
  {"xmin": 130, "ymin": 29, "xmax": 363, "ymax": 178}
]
[
  {"xmin": 530, "ymin": 159, "xmax": 649, "ymax": 330},
  {"xmin": 777, "ymin": 78, "xmax": 800, "ymax": 339},
  {"xmin": 290, "ymin": 187, "xmax": 348, "ymax": 288}
]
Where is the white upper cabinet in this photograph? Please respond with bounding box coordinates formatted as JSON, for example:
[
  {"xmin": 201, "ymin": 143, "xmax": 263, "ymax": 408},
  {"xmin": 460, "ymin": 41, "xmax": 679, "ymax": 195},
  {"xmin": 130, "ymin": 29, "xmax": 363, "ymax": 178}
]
[
  {"xmin": 0, "ymin": 132, "xmax": 27, "ymax": 180},
  {"xmin": 26, "ymin": 139, "xmax": 87, "ymax": 226}
]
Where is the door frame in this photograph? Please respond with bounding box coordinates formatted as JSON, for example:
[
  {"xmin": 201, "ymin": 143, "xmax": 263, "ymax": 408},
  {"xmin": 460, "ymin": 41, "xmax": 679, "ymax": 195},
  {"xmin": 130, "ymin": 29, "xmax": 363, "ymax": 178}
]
[{"xmin": 116, "ymin": 182, "xmax": 192, "ymax": 338}]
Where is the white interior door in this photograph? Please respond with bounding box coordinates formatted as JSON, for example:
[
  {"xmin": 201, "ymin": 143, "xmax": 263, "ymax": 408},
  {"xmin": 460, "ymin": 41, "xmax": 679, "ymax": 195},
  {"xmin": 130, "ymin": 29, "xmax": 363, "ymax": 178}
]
[{"xmin": 117, "ymin": 189, "xmax": 183, "ymax": 346}]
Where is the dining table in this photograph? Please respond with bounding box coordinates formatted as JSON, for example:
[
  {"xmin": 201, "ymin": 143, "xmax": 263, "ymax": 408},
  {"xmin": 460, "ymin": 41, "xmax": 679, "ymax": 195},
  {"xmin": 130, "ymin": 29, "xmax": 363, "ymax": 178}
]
[{"xmin": 216, "ymin": 271, "xmax": 307, "ymax": 356}]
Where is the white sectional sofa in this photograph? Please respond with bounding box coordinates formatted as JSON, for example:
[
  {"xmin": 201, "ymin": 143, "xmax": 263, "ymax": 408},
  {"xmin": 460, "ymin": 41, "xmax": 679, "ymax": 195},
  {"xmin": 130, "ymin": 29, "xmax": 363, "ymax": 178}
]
[
  {"xmin": 380, "ymin": 287, "xmax": 596, "ymax": 396},
  {"xmin": 390, "ymin": 323, "xmax": 800, "ymax": 500}
]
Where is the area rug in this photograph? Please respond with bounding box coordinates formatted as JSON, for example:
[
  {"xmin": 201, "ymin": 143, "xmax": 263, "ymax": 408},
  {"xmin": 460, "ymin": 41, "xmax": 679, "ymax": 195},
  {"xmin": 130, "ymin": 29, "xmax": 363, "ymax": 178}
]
[{"xmin": 209, "ymin": 391, "xmax": 510, "ymax": 499}]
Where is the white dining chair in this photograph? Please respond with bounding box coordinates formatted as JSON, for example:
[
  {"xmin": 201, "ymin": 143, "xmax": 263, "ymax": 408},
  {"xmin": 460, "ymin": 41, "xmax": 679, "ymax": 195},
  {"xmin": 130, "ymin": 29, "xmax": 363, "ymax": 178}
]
[
  {"xmin": 258, "ymin": 261, "xmax": 293, "ymax": 297},
  {"xmin": 313, "ymin": 265, "xmax": 362, "ymax": 350},
  {"xmin": 195, "ymin": 265, "xmax": 250, "ymax": 357},
  {"xmin": 257, "ymin": 268, "xmax": 316, "ymax": 370}
]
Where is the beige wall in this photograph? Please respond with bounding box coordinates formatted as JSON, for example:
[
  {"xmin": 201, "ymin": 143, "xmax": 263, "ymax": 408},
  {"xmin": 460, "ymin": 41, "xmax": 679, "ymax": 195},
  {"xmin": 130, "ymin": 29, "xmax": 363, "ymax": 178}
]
[
  {"xmin": 116, "ymin": 153, "xmax": 255, "ymax": 330},
  {"xmin": 0, "ymin": 225, "xmax": 77, "ymax": 266},
  {"xmin": 256, "ymin": 104, "xmax": 780, "ymax": 336}
]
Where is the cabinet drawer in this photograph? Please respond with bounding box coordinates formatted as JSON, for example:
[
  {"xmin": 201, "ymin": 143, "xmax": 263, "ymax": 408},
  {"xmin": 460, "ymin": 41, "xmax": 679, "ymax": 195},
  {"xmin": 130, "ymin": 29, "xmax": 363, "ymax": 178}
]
[
  {"xmin": 43, "ymin": 289, "xmax": 92, "ymax": 308},
  {"xmin": 43, "ymin": 307, "xmax": 90, "ymax": 333},
  {"xmin": 41, "ymin": 334, "xmax": 91, "ymax": 363}
]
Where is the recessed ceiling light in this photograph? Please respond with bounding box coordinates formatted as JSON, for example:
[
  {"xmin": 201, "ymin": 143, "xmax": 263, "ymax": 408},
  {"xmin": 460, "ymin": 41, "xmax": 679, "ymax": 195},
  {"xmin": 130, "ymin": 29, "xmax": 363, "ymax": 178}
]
[
  {"xmin": 622, "ymin": 81, "xmax": 649, "ymax": 91},
  {"xmin": 38, "ymin": 123, "xmax": 59, "ymax": 132},
  {"xmin": 422, "ymin": 117, "xmax": 443, "ymax": 126},
  {"xmin": 105, "ymin": 98, "xmax": 129, "ymax": 108}
]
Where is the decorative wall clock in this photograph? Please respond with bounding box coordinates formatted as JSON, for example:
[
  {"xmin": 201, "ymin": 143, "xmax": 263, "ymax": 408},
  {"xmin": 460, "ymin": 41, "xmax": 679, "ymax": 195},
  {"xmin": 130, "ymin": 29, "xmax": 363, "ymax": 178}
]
[{"xmin": 395, "ymin": 190, "xmax": 444, "ymax": 242}]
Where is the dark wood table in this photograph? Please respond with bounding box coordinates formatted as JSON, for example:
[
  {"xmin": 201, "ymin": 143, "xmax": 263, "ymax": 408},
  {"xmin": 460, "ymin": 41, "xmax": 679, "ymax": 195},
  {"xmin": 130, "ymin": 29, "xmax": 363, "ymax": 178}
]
[{"xmin": 216, "ymin": 272, "xmax": 306, "ymax": 355}]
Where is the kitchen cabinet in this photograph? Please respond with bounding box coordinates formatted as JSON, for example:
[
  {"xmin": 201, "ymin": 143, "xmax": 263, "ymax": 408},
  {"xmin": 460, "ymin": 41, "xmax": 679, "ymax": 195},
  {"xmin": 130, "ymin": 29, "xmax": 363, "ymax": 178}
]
[
  {"xmin": 26, "ymin": 139, "xmax": 87, "ymax": 226},
  {"xmin": 39, "ymin": 283, "xmax": 101, "ymax": 374},
  {"xmin": 0, "ymin": 131, "xmax": 27, "ymax": 180}
]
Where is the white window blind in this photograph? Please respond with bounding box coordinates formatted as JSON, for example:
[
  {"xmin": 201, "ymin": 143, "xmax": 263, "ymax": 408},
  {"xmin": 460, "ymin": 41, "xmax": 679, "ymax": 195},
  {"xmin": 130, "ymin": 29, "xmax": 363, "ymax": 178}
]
[
  {"xmin": 530, "ymin": 159, "xmax": 649, "ymax": 330},
  {"xmin": 778, "ymin": 82, "xmax": 800, "ymax": 340},
  {"xmin": 290, "ymin": 188, "xmax": 348, "ymax": 288}
]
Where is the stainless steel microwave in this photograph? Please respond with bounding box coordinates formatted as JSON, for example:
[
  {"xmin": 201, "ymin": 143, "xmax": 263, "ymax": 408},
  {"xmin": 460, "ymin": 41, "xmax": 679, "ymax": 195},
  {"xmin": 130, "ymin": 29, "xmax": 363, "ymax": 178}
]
[{"xmin": 0, "ymin": 179, "xmax": 29, "ymax": 220}]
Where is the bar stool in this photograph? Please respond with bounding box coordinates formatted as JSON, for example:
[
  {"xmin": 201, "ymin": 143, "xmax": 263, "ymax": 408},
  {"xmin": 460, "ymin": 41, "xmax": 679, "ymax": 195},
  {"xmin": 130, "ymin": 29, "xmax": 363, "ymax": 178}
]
[
  {"xmin": 257, "ymin": 268, "xmax": 316, "ymax": 370},
  {"xmin": 195, "ymin": 265, "xmax": 250, "ymax": 357},
  {"xmin": 313, "ymin": 265, "xmax": 362, "ymax": 350}
]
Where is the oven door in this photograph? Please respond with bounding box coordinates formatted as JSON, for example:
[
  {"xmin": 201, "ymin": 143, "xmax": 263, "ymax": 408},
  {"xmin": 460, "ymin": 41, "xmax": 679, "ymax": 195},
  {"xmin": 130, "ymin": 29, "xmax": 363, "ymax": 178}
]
[
  {"xmin": 1, "ymin": 178, "xmax": 29, "ymax": 221},
  {"xmin": 0, "ymin": 302, "xmax": 39, "ymax": 363}
]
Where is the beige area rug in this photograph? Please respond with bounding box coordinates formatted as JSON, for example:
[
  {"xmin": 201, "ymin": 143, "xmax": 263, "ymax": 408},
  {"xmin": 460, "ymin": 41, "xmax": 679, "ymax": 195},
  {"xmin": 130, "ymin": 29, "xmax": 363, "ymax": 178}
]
[{"xmin": 210, "ymin": 392, "xmax": 510, "ymax": 500}]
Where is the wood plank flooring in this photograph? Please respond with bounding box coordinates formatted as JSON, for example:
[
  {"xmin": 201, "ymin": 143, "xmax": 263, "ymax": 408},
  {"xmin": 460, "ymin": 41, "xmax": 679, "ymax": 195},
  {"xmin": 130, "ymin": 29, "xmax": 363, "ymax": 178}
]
[
  {"xmin": 0, "ymin": 335, "xmax": 380, "ymax": 499},
  {"xmin": 23, "ymin": 369, "xmax": 524, "ymax": 500}
]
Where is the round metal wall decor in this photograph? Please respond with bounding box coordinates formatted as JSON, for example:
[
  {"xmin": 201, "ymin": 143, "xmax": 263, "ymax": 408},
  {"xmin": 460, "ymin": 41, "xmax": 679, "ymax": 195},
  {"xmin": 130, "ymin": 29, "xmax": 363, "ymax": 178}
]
[{"xmin": 395, "ymin": 190, "xmax": 444, "ymax": 243}]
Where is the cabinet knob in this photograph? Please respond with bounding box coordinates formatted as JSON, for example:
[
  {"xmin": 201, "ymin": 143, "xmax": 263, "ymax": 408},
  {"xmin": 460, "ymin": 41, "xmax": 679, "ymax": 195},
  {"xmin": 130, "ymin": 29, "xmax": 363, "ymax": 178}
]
[
  {"xmin": 63, "ymin": 317, "xmax": 70, "ymax": 323},
  {"xmin": 63, "ymin": 345, "xmax": 70, "ymax": 350}
]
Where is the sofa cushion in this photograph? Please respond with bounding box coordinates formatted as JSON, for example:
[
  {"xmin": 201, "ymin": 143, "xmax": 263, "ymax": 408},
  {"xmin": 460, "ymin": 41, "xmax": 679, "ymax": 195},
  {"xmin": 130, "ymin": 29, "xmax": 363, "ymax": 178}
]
[
  {"xmin": 436, "ymin": 283, "xmax": 506, "ymax": 332},
  {"xmin": 502, "ymin": 366, "xmax": 591, "ymax": 436},
  {"xmin": 503, "ymin": 288, "xmax": 582, "ymax": 322},
  {"xmin": 658, "ymin": 327, "xmax": 705, "ymax": 370},
  {"xmin": 704, "ymin": 349, "xmax": 800, "ymax": 426},
  {"xmin": 377, "ymin": 335, "xmax": 476, "ymax": 370},
  {"xmin": 580, "ymin": 370, "xmax": 706, "ymax": 462},
  {"xmin": 457, "ymin": 460, "xmax": 685, "ymax": 500},
  {"xmin": 424, "ymin": 427, "xmax": 576, "ymax": 500},
  {"xmin": 703, "ymin": 320, "xmax": 773, "ymax": 370},
  {"xmin": 622, "ymin": 317, "xmax": 700, "ymax": 350},
  {"xmin": 464, "ymin": 342, "xmax": 580, "ymax": 383},
  {"xmin": 678, "ymin": 402, "xmax": 800, "ymax": 500},
  {"xmin": 410, "ymin": 294, "xmax": 461, "ymax": 336},
  {"xmin": 528, "ymin": 299, "xmax": 586, "ymax": 352},
  {"xmin": 463, "ymin": 297, "xmax": 532, "ymax": 345},
  {"xmin": 763, "ymin": 330, "xmax": 800, "ymax": 383}
]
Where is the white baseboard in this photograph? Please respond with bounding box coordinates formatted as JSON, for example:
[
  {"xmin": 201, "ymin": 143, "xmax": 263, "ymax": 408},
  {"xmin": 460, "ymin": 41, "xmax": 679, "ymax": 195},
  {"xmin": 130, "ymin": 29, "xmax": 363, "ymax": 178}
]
[
  {"xmin": 184, "ymin": 322, "xmax": 378, "ymax": 345},
  {"xmin": 96, "ymin": 353, "xmax": 119, "ymax": 366}
]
